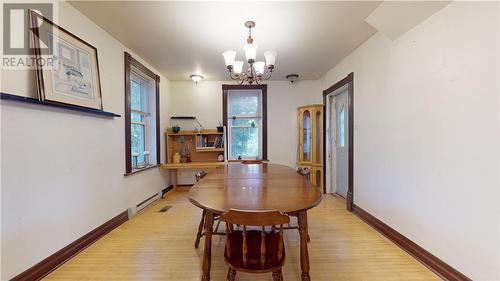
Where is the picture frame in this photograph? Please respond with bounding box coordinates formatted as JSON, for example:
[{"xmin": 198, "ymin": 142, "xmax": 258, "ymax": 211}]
[{"xmin": 29, "ymin": 10, "xmax": 103, "ymax": 110}]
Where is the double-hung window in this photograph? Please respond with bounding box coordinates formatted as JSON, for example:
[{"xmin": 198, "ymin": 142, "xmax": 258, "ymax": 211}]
[
  {"xmin": 130, "ymin": 74, "xmax": 150, "ymax": 164},
  {"xmin": 125, "ymin": 52, "xmax": 160, "ymax": 174},
  {"xmin": 223, "ymin": 85, "xmax": 267, "ymax": 161}
]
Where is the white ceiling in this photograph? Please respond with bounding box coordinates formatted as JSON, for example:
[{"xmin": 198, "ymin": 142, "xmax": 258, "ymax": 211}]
[{"xmin": 69, "ymin": 1, "xmax": 382, "ymax": 81}]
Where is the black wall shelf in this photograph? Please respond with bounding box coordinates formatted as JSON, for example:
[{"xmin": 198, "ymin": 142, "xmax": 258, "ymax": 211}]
[{"xmin": 0, "ymin": 92, "xmax": 121, "ymax": 118}]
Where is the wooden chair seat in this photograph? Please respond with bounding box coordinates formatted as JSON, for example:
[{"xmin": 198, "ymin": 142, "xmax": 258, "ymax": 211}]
[{"xmin": 224, "ymin": 230, "xmax": 285, "ymax": 273}]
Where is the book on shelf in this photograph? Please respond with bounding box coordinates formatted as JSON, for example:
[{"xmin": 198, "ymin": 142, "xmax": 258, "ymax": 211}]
[{"xmin": 196, "ymin": 135, "xmax": 224, "ymax": 149}]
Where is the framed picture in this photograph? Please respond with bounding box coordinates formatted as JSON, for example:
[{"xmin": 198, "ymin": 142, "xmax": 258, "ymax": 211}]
[{"xmin": 29, "ymin": 10, "xmax": 103, "ymax": 110}]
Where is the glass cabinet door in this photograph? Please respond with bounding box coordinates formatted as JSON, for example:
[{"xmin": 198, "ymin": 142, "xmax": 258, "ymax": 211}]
[
  {"xmin": 314, "ymin": 108, "xmax": 322, "ymax": 165},
  {"xmin": 302, "ymin": 109, "xmax": 311, "ymax": 162},
  {"xmin": 315, "ymin": 168, "xmax": 322, "ymax": 190}
]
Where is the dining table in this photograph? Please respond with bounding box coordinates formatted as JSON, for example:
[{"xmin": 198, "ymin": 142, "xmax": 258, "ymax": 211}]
[{"xmin": 188, "ymin": 162, "xmax": 323, "ymax": 281}]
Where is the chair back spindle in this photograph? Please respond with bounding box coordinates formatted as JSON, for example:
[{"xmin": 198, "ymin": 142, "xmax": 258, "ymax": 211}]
[{"xmin": 242, "ymin": 225, "xmax": 248, "ymax": 267}]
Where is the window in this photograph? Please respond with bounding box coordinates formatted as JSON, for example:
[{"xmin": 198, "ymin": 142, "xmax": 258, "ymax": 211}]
[
  {"xmin": 125, "ymin": 52, "xmax": 160, "ymax": 174},
  {"xmin": 339, "ymin": 105, "xmax": 345, "ymax": 147},
  {"xmin": 223, "ymin": 85, "xmax": 267, "ymax": 161}
]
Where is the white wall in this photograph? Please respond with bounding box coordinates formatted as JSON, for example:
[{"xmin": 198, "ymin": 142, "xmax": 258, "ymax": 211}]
[
  {"xmin": 0, "ymin": 2, "xmax": 171, "ymax": 279},
  {"xmin": 320, "ymin": 2, "xmax": 499, "ymax": 279},
  {"xmin": 2, "ymin": 1, "xmax": 498, "ymax": 280},
  {"xmin": 170, "ymin": 80, "xmax": 321, "ymax": 168}
]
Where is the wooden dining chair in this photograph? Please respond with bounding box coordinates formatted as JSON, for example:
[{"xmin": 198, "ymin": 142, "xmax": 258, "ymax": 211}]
[
  {"xmin": 194, "ymin": 171, "xmax": 224, "ymax": 248},
  {"xmin": 219, "ymin": 209, "xmax": 290, "ymax": 281}
]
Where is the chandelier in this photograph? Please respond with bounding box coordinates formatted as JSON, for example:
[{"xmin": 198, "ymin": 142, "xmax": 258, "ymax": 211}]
[{"xmin": 222, "ymin": 21, "xmax": 277, "ymax": 85}]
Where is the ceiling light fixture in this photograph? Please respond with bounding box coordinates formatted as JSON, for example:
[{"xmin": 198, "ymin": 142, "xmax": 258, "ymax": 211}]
[
  {"xmin": 190, "ymin": 74, "xmax": 204, "ymax": 84},
  {"xmin": 286, "ymin": 74, "xmax": 299, "ymax": 84},
  {"xmin": 223, "ymin": 21, "xmax": 276, "ymax": 85}
]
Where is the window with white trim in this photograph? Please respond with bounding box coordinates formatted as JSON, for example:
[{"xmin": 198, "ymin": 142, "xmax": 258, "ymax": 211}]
[{"xmin": 130, "ymin": 72, "xmax": 153, "ymax": 165}]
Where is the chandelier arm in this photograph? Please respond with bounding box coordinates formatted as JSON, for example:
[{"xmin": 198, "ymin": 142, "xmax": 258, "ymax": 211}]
[
  {"xmin": 239, "ymin": 71, "xmax": 246, "ymax": 84},
  {"xmin": 250, "ymin": 64, "xmax": 256, "ymax": 84},
  {"xmin": 263, "ymin": 69, "xmax": 273, "ymax": 80},
  {"xmin": 227, "ymin": 69, "xmax": 235, "ymax": 80},
  {"xmin": 230, "ymin": 71, "xmax": 238, "ymax": 80}
]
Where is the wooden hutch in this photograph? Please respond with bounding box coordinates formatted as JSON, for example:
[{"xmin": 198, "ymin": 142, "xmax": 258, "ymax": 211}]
[{"xmin": 297, "ymin": 104, "xmax": 324, "ymax": 191}]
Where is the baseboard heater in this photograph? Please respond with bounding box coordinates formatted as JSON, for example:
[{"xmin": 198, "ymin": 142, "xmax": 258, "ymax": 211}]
[{"xmin": 135, "ymin": 192, "xmax": 161, "ymax": 213}]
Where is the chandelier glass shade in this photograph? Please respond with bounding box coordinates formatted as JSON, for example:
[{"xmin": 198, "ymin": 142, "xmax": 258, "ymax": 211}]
[{"xmin": 223, "ymin": 21, "xmax": 276, "ymax": 85}]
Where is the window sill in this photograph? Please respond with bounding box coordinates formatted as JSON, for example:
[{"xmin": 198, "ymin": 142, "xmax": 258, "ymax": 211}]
[{"xmin": 124, "ymin": 164, "xmax": 159, "ymax": 176}]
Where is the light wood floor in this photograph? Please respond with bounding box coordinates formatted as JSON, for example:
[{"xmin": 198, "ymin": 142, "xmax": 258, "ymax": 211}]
[{"xmin": 45, "ymin": 192, "xmax": 440, "ymax": 281}]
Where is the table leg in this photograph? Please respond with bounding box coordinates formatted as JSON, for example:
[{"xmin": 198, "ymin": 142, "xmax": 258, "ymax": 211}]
[
  {"xmin": 298, "ymin": 211, "xmax": 311, "ymax": 281},
  {"xmin": 201, "ymin": 211, "xmax": 214, "ymax": 281},
  {"xmin": 171, "ymin": 169, "xmax": 178, "ymax": 191}
]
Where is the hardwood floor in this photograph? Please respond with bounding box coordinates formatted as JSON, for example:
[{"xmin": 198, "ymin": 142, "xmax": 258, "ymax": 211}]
[{"xmin": 45, "ymin": 192, "xmax": 439, "ymax": 281}]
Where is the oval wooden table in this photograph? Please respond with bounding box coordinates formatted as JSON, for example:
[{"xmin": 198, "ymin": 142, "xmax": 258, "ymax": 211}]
[{"xmin": 188, "ymin": 163, "xmax": 323, "ymax": 281}]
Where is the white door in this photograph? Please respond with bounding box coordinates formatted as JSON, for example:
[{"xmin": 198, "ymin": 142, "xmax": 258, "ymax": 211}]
[{"xmin": 334, "ymin": 90, "xmax": 349, "ymax": 198}]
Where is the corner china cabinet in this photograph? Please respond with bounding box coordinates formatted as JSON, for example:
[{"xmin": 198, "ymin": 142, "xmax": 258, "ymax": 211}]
[{"xmin": 297, "ymin": 104, "xmax": 324, "ymax": 191}]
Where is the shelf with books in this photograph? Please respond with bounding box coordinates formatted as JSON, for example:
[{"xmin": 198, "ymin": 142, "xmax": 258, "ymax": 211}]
[{"xmin": 166, "ymin": 129, "xmax": 225, "ymax": 163}]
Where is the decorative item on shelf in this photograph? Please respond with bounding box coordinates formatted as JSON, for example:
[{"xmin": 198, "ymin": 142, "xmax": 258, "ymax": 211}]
[
  {"xmin": 217, "ymin": 121, "xmax": 224, "ymax": 133},
  {"xmin": 194, "ymin": 118, "xmax": 204, "ymax": 132},
  {"xmin": 143, "ymin": 151, "xmax": 150, "ymax": 166},
  {"xmin": 172, "ymin": 152, "xmax": 181, "ymax": 164},
  {"xmin": 172, "ymin": 125, "xmax": 181, "ymax": 134},
  {"xmin": 179, "ymin": 137, "xmax": 189, "ymax": 163},
  {"xmin": 29, "ymin": 10, "xmax": 103, "ymax": 110},
  {"xmin": 217, "ymin": 153, "xmax": 224, "ymax": 162},
  {"xmin": 222, "ymin": 21, "xmax": 277, "ymax": 85},
  {"xmin": 132, "ymin": 152, "xmax": 139, "ymax": 169}
]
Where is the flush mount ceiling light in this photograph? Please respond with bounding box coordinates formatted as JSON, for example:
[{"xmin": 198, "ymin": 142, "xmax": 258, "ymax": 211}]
[
  {"xmin": 190, "ymin": 74, "xmax": 204, "ymax": 84},
  {"xmin": 222, "ymin": 21, "xmax": 277, "ymax": 85},
  {"xmin": 286, "ymin": 74, "xmax": 299, "ymax": 84}
]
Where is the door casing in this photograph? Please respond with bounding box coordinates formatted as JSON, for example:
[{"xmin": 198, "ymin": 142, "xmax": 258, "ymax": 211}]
[{"xmin": 322, "ymin": 73, "xmax": 354, "ymax": 211}]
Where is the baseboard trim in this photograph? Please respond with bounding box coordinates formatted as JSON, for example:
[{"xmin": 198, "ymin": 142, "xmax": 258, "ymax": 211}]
[
  {"xmin": 162, "ymin": 184, "xmax": 173, "ymax": 196},
  {"xmin": 11, "ymin": 210, "xmax": 129, "ymax": 281},
  {"xmin": 352, "ymin": 205, "xmax": 471, "ymax": 281}
]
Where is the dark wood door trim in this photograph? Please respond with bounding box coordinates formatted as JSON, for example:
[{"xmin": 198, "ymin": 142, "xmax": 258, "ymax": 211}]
[
  {"xmin": 10, "ymin": 210, "xmax": 128, "ymax": 281},
  {"xmin": 352, "ymin": 205, "xmax": 472, "ymax": 281},
  {"xmin": 322, "ymin": 72, "xmax": 354, "ymax": 211},
  {"xmin": 222, "ymin": 84, "xmax": 268, "ymax": 160}
]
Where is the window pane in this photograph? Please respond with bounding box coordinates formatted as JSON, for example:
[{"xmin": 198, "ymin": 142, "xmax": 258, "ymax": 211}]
[
  {"xmin": 229, "ymin": 94, "xmax": 259, "ymax": 115},
  {"xmin": 339, "ymin": 106, "xmax": 345, "ymax": 147},
  {"xmin": 230, "ymin": 118, "xmax": 260, "ymax": 127},
  {"xmin": 131, "ymin": 123, "xmax": 145, "ymax": 164},
  {"xmin": 131, "ymin": 112, "xmax": 142, "ymax": 123},
  {"xmin": 230, "ymin": 127, "xmax": 259, "ymax": 159},
  {"xmin": 303, "ymin": 110, "xmax": 311, "ymax": 161},
  {"xmin": 131, "ymin": 80, "xmax": 142, "ymax": 111}
]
